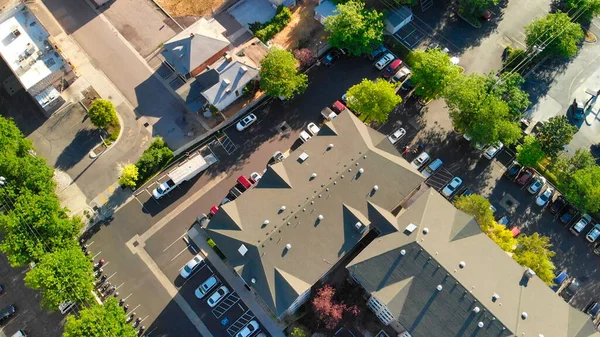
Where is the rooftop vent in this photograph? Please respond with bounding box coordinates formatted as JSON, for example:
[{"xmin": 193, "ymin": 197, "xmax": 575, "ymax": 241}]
[
  {"xmin": 524, "ymin": 268, "xmax": 536, "ymax": 279},
  {"xmin": 238, "ymin": 244, "xmax": 248, "ymax": 256},
  {"xmin": 285, "ymin": 243, "xmax": 292, "ymax": 250},
  {"xmin": 251, "ymin": 278, "xmax": 256, "ymax": 284},
  {"xmin": 400, "ymin": 249, "xmax": 406, "ymax": 255},
  {"xmin": 373, "ymin": 185, "xmax": 379, "ymax": 191},
  {"xmin": 240, "ymin": 65, "xmax": 248, "ymax": 73},
  {"xmin": 263, "ymin": 220, "xmax": 270, "ymax": 225},
  {"xmin": 327, "ymin": 144, "xmax": 334, "ymax": 150},
  {"xmin": 190, "ymin": 32, "xmax": 195, "ymax": 37},
  {"xmin": 225, "ymin": 88, "xmax": 231, "ymax": 93},
  {"xmin": 405, "ymin": 223, "xmax": 417, "ymax": 233},
  {"xmin": 423, "ymin": 228, "xmax": 429, "ymax": 234},
  {"xmin": 318, "ymin": 215, "xmax": 324, "ymax": 221},
  {"xmin": 477, "ymin": 322, "xmax": 484, "ymax": 328},
  {"xmin": 222, "ymin": 78, "xmax": 231, "ymax": 86},
  {"xmin": 473, "ymin": 307, "xmax": 480, "ymax": 313},
  {"xmin": 521, "ymin": 312, "xmax": 528, "ymax": 319},
  {"xmin": 358, "ymin": 168, "xmax": 364, "ymax": 174},
  {"xmin": 459, "ymin": 261, "xmax": 466, "ymax": 268},
  {"xmin": 354, "ymin": 222, "xmax": 367, "ymax": 234},
  {"xmin": 225, "ymin": 53, "xmax": 233, "ymax": 61},
  {"xmin": 311, "ymin": 173, "xmax": 317, "ymax": 178},
  {"xmin": 298, "ymin": 152, "xmax": 309, "ymax": 162},
  {"xmin": 280, "ymin": 206, "xmax": 286, "ymax": 212},
  {"xmin": 492, "ymin": 293, "xmax": 500, "ymax": 301},
  {"xmin": 436, "ymin": 285, "xmax": 443, "ymax": 291}
]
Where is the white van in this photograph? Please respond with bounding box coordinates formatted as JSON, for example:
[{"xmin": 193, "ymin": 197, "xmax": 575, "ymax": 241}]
[
  {"xmin": 421, "ymin": 158, "xmax": 443, "ymax": 178},
  {"xmin": 12, "ymin": 330, "xmax": 27, "ymax": 337}
]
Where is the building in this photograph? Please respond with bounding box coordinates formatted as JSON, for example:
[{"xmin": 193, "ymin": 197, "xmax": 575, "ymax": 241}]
[
  {"xmin": 384, "ymin": 6, "xmax": 413, "ymax": 34},
  {"xmin": 161, "ymin": 18, "xmax": 231, "ymax": 81},
  {"xmin": 0, "ymin": 3, "xmax": 73, "ymax": 114},
  {"xmin": 314, "ymin": 0, "xmax": 337, "ymax": 25},
  {"xmin": 347, "ymin": 189, "xmax": 600, "ymax": 337},
  {"xmin": 204, "ymin": 111, "xmax": 425, "ymax": 318}
]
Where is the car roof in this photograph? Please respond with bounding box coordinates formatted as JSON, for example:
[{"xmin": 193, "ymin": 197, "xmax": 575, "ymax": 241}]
[{"xmin": 389, "ymin": 59, "xmax": 401, "ymax": 67}]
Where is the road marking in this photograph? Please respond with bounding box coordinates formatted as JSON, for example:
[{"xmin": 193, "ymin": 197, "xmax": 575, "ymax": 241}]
[
  {"xmin": 130, "ymin": 304, "xmax": 141, "ymax": 313},
  {"xmin": 124, "ymin": 293, "xmax": 133, "ymax": 301},
  {"xmin": 107, "ymin": 271, "xmax": 117, "ymax": 281},
  {"xmin": 92, "ymin": 251, "xmax": 102, "ymax": 259},
  {"xmin": 170, "ymin": 246, "xmax": 192, "ymax": 262},
  {"xmin": 116, "ymin": 282, "xmax": 125, "ymax": 290},
  {"xmin": 163, "ymin": 233, "xmax": 188, "ymax": 252}
]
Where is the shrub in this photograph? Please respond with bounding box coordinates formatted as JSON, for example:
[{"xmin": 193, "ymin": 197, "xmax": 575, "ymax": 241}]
[
  {"xmin": 253, "ymin": 6, "xmax": 292, "ymax": 43},
  {"xmin": 119, "ymin": 164, "xmax": 139, "ymax": 188},
  {"xmin": 134, "ymin": 138, "xmax": 173, "ymax": 186},
  {"xmin": 502, "ymin": 46, "xmax": 529, "ymax": 74},
  {"xmin": 293, "ymin": 48, "xmax": 314, "ymax": 67}
]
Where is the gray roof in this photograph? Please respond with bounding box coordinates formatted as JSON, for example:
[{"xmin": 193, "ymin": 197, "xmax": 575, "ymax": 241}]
[
  {"xmin": 347, "ymin": 190, "xmax": 600, "ymax": 337},
  {"xmin": 385, "ymin": 6, "xmax": 412, "ymax": 27},
  {"xmin": 196, "ymin": 58, "xmax": 259, "ymax": 110},
  {"xmin": 205, "ymin": 111, "xmax": 425, "ymax": 316},
  {"xmin": 161, "ymin": 19, "xmax": 230, "ymax": 76}
]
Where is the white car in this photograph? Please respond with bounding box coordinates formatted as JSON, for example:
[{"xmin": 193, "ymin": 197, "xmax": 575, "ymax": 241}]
[
  {"xmin": 307, "ymin": 122, "xmax": 320, "ymax": 136},
  {"xmin": 587, "ymin": 224, "xmax": 600, "ymax": 243},
  {"xmin": 299, "ymin": 131, "xmax": 311, "ymax": 143},
  {"xmin": 387, "ymin": 128, "xmax": 406, "ymax": 144},
  {"xmin": 411, "ymin": 152, "xmax": 430, "ymax": 170},
  {"xmin": 391, "ymin": 66, "xmax": 411, "ymax": 83},
  {"xmin": 272, "ymin": 151, "xmax": 286, "ymax": 163},
  {"xmin": 236, "ymin": 114, "xmax": 257, "ymax": 131},
  {"xmin": 250, "ymin": 172, "xmax": 262, "ymax": 183},
  {"xmin": 571, "ymin": 214, "xmax": 593, "ymax": 236},
  {"xmin": 207, "ymin": 286, "xmax": 229, "ymax": 307},
  {"xmin": 442, "ymin": 177, "xmax": 463, "ymax": 197},
  {"xmin": 483, "ymin": 142, "xmax": 503, "ymax": 159},
  {"xmin": 236, "ymin": 320, "xmax": 259, "ymax": 337},
  {"xmin": 527, "ymin": 176, "xmax": 547, "ymax": 194},
  {"xmin": 179, "ymin": 255, "xmax": 204, "ymax": 279},
  {"xmin": 375, "ymin": 53, "xmax": 395, "ymax": 70},
  {"xmin": 535, "ymin": 187, "xmax": 554, "ymax": 207},
  {"xmin": 195, "ymin": 275, "xmax": 218, "ymax": 299}
]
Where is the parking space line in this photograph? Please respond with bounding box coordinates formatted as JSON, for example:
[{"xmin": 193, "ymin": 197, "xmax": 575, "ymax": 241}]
[
  {"xmin": 163, "ymin": 233, "xmax": 188, "ymax": 252},
  {"xmin": 92, "ymin": 251, "xmax": 102, "ymax": 259},
  {"xmin": 107, "ymin": 271, "xmax": 117, "ymax": 281},
  {"xmin": 170, "ymin": 246, "xmax": 193, "ymax": 262},
  {"xmin": 130, "ymin": 304, "xmax": 141, "ymax": 313},
  {"xmin": 123, "ymin": 293, "xmax": 133, "ymax": 301},
  {"xmin": 115, "ymin": 282, "xmax": 125, "ymax": 290}
]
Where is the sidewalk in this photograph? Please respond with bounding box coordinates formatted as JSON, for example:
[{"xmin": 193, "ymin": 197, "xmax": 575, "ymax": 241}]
[{"xmin": 188, "ymin": 226, "xmax": 286, "ymax": 337}]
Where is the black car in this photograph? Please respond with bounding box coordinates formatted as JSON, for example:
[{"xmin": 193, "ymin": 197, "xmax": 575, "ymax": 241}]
[
  {"xmin": 401, "ymin": 78, "xmax": 414, "ymax": 91},
  {"xmin": 0, "ymin": 304, "xmax": 16, "ymax": 325},
  {"xmin": 504, "ymin": 161, "xmax": 522, "ymax": 180},
  {"xmin": 549, "ymin": 195, "xmax": 567, "ymax": 214},
  {"xmin": 593, "ymin": 242, "xmax": 600, "ymax": 256},
  {"xmin": 585, "ymin": 301, "xmax": 600, "ymax": 317},
  {"xmin": 322, "ymin": 49, "xmax": 341, "ymax": 66},
  {"xmin": 559, "ymin": 205, "xmax": 577, "ymax": 224},
  {"xmin": 560, "ymin": 279, "xmax": 580, "ymax": 302}
]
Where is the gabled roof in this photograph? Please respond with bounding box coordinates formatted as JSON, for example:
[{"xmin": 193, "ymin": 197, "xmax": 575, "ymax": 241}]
[
  {"xmin": 347, "ymin": 190, "xmax": 600, "ymax": 337},
  {"xmin": 205, "ymin": 111, "xmax": 424, "ymax": 317},
  {"xmin": 161, "ymin": 18, "xmax": 230, "ymax": 76},
  {"xmin": 385, "ymin": 6, "xmax": 413, "ymax": 27},
  {"xmin": 196, "ymin": 58, "xmax": 259, "ymax": 110}
]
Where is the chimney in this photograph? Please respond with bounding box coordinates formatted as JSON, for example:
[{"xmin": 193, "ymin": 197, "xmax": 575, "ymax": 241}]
[
  {"xmin": 240, "ymin": 65, "xmax": 248, "ymax": 73},
  {"xmin": 222, "ymin": 78, "xmax": 231, "ymax": 86},
  {"xmin": 225, "ymin": 52, "xmax": 233, "ymax": 62},
  {"xmin": 190, "ymin": 33, "xmax": 194, "ymax": 37}
]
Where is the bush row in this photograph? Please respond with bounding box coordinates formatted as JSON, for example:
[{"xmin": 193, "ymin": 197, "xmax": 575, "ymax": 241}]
[
  {"xmin": 251, "ymin": 6, "xmax": 292, "ymax": 43},
  {"xmin": 135, "ymin": 138, "xmax": 173, "ymax": 186}
]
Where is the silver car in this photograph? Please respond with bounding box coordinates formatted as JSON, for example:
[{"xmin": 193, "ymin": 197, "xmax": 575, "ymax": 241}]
[
  {"xmin": 387, "ymin": 128, "xmax": 406, "ymax": 144},
  {"xmin": 442, "ymin": 177, "xmax": 463, "ymax": 197}
]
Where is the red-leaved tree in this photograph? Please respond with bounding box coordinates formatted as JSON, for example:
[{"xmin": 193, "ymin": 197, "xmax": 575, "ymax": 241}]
[
  {"xmin": 293, "ymin": 48, "xmax": 314, "ymax": 67},
  {"xmin": 312, "ymin": 285, "xmax": 359, "ymax": 330}
]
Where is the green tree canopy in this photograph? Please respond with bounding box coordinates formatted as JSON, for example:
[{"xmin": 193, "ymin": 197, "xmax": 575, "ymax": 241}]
[
  {"xmin": 454, "ymin": 194, "xmax": 495, "ymax": 231},
  {"xmin": 0, "ymin": 190, "xmax": 82, "ymax": 267},
  {"xmin": 487, "ymin": 72, "xmax": 530, "ymax": 117},
  {"xmin": 488, "ymin": 223, "xmax": 518, "ymax": 252},
  {"xmin": 563, "ymin": 166, "xmax": 600, "ymax": 213},
  {"xmin": 135, "ymin": 138, "xmax": 173, "ymax": 185},
  {"xmin": 324, "ymin": 0, "xmax": 384, "ymax": 56},
  {"xmin": 88, "ymin": 99, "xmax": 118, "ymax": 129},
  {"xmin": 63, "ymin": 298, "xmax": 137, "ymax": 337},
  {"xmin": 445, "ymin": 73, "xmax": 522, "ymax": 146},
  {"xmin": 459, "ymin": 0, "xmax": 498, "ymax": 16},
  {"xmin": 516, "ymin": 135, "xmax": 546, "ymax": 167},
  {"xmin": 409, "ymin": 48, "xmax": 461, "ymax": 100},
  {"xmin": 552, "ymin": 149, "xmax": 596, "ymax": 185},
  {"xmin": 289, "ymin": 327, "xmax": 309, "ymax": 337},
  {"xmin": 536, "ymin": 115, "xmax": 577, "ymax": 158},
  {"xmin": 24, "ymin": 246, "xmax": 94, "ymax": 310},
  {"xmin": 259, "ymin": 48, "xmax": 308, "ymax": 99},
  {"xmin": 346, "ymin": 79, "xmax": 402, "ymax": 123},
  {"xmin": 525, "ymin": 12, "xmax": 584, "ymax": 58},
  {"xmin": 513, "ymin": 233, "xmax": 556, "ymax": 285},
  {"xmin": 564, "ymin": 0, "xmax": 600, "ymax": 22},
  {"xmin": 119, "ymin": 164, "xmax": 139, "ymax": 188}
]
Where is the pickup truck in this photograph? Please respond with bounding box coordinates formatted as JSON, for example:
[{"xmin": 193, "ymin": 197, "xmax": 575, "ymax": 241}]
[{"xmin": 152, "ymin": 180, "xmax": 177, "ymax": 199}]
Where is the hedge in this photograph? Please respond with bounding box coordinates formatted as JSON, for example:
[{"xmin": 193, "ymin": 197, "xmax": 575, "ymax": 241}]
[
  {"xmin": 252, "ymin": 6, "xmax": 292, "ymax": 43},
  {"xmin": 135, "ymin": 138, "xmax": 173, "ymax": 186}
]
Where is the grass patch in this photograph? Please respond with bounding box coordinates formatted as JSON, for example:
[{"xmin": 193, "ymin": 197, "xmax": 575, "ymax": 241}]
[
  {"xmin": 535, "ymin": 158, "xmax": 563, "ymax": 189},
  {"xmin": 383, "ymin": 35, "xmax": 410, "ymax": 60}
]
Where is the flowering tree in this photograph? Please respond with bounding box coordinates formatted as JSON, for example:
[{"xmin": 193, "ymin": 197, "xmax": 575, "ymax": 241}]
[
  {"xmin": 312, "ymin": 285, "xmax": 359, "ymax": 330},
  {"xmin": 293, "ymin": 48, "xmax": 314, "ymax": 67}
]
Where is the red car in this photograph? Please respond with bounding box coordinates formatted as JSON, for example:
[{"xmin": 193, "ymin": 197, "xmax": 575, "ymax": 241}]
[
  {"xmin": 332, "ymin": 100, "xmax": 346, "ymax": 113},
  {"xmin": 516, "ymin": 168, "xmax": 534, "ymax": 186},
  {"xmin": 209, "ymin": 206, "xmax": 219, "ymax": 218},
  {"xmin": 510, "ymin": 226, "xmax": 521, "ymax": 237},
  {"xmin": 383, "ymin": 59, "xmax": 402, "ymax": 78},
  {"xmin": 237, "ymin": 175, "xmax": 253, "ymax": 189}
]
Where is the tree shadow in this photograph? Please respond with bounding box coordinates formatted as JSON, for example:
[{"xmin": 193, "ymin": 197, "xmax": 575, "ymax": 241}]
[{"xmin": 54, "ymin": 128, "xmax": 102, "ymax": 170}]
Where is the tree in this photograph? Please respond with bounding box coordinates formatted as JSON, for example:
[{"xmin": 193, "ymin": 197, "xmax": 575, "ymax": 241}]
[
  {"xmin": 513, "ymin": 233, "xmax": 556, "ymax": 285},
  {"xmin": 346, "ymin": 79, "xmax": 402, "ymax": 123},
  {"xmin": 324, "ymin": 0, "xmax": 384, "ymax": 56},
  {"xmin": 564, "ymin": 0, "xmax": 600, "ymax": 22},
  {"xmin": 453, "ymin": 194, "xmax": 495, "ymax": 232},
  {"xmin": 312, "ymin": 285, "xmax": 359, "ymax": 330},
  {"xmin": 516, "ymin": 135, "xmax": 546, "ymax": 167},
  {"xmin": 88, "ymin": 99, "xmax": 118, "ymax": 129},
  {"xmin": 525, "ymin": 12, "xmax": 584, "ymax": 58},
  {"xmin": 118, "ymin": 164, "xmax": 139, "ymax": 188},
  {"xmin": 135, "ymin": 138, "xmax": 173, "ymax": 185},
  {"xmin": 63, "ymin": 298, "xmax": 137, "ymax": 337},
  {"xmin": 563, "ymin": 166, "xmax": 600, "ymax": 213},
  {"xmin": 459, "ymin": 0, "xmax": 498, "ymax": 16},
  {"xmin": 487, "ymin": 72, "xmax": 530, "ymax": 117},
  {"xmin": 409, "ymin": 48, "xmax": 460, "ymax": 100},
  {"xmin": 536, "ymin": 115, "xmax": 577, "ymax": 158},
  {"xmin": 24, "ymin": 246, "xmax": 94, "ymax": 310},
  {"xmin": 487, "ymin": 223, "xmax": 518, "ymax": 252},
  {"xmin": 260, "ymin": 48, "xmax": 308, "ymax": 99},
  {"xmin": 445, "ymin": 73, "xmax": 522, "ymax": 146},
  {"xmin": 0, "ymin": 190, "xmax": 82, "ymax": 267},
  {"xmin": 289, "ymin": 327, "xmax": 309, "ymax": 337},
  {"xmin": 552, "ymin": 149, "xmax": 596, "ymax": 185},
  {"xmin": 293, "ymin": 48, "xmax": 314, "ymax": 67}
]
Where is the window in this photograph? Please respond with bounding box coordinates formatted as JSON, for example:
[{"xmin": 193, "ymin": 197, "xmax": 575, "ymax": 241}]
[{"xmin": 235, "ymin": 90, "xmax": 240, "ymax": 97}]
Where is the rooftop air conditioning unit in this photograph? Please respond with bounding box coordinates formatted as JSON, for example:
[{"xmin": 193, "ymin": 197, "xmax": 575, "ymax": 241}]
[{"xmin": 354, "ymin": 222, "xmax": 367, "ymax": 234}]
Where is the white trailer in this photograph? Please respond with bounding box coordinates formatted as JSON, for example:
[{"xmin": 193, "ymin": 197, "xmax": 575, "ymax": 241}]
[{"xmin": 152, "ymin": 153, "xmax": 217, "ymax": 199}]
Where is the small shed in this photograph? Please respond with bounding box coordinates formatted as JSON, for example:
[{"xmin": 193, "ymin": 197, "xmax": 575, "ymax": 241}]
[
  {"xmin": 384, "ymin": 6, "xmax": 413, "ymax": 34},
  {"xmin": 314, "ymin": 0, "xmax": 337, "ymax": 25}
]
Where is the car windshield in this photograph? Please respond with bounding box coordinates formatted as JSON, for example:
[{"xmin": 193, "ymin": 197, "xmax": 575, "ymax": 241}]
[
  {"xmin": 184, "ymin": 265, "xmax": 192, "ymax": 273},
  {"xmin": 249, "ymin": 324, "xmax": 256, "ymax": 332},
  {"xmin": 540, "ymin": 193, "xmax": 549, "ymax": 201},
  {"xmin": 156, "ymin": 186, "xmax": 165, "ymax": 193},
  {"xmin": 447, "ymin": 184, "xmax": 456, "ymax": 192}
]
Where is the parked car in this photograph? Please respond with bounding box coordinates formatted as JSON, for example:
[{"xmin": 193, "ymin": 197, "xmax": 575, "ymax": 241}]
[
  {"xmin": 272, "ymin": 151, "xmax": 286, "ymax": 164},
  {"xmin": 505, "ymin": 161, "xmax": 522, "ymax": 179},
  {"xmin": 209, "ymin": 205, "xmax": 219, "ymax": 217},
  {"xmin": 572, "ymin": 98, "xmax": 586, "ymax": 120},
  {"xmin": 559, "ymin": 205, "xmax": 578, "ymax": 225},
  {"xmin": 535, "ymin": 187, "xmax": 554, "ymax": 207},
  {"xmin": 483, "ymin": 142, "xmax": 503, "ymax": 159},
  {"xmin": 570, "ymin": 214, "xmax": 592, "ymax": 235},
  {"xmin": 249, "ymin": 172, "xmax": 262, "ymax": 184},
  {"xmin": 594, "ymin": 242, "xmax": 600, "ymax": 256},
  {"xmin": 532, "ymin": 120, "xmax": 545, "ymax": 134},
  {"xmin": 179, "ymin": 255, "xmax": 204, "ymax": 279},
  {"xmin": 383, "ymin": 59, "xmax": 402, "ymax": 78},
  {"xmin": 391, "ymin": 66, "xmax": 411, "ymax": 83},
  {"xmin": 207, "ymin": 286, "xmax": 229, "ymax": 307},
  {"xmin": 307, "ymin": 122, "xmax": 320, "ymax": 136},
  {"xmin": 236, "ymin": 113, "xmax": 257, "ymax": 131},
  {"xmin": 509, "ymin": 226, "xmax": 521, "ymax": 237},
  {"xmin": 442, "ymin": 177, "xmax": 463, "ymax": 197},
  {"xmin": 560, "ymin": 279, "xmax": 580, "ymax": 302},
  {"xmin": 375, "ymin": 53, "xmax": 395, "ymax": 70},
  {"xmin": 368, "ymin": 46, "xmax": 388, "ymax": 60},
  {"xmin": 421, "ymin": 159, "xmax": 443, "ymax": 178},
  {"xmin": 481, "ymin": 9, "xmax": 493, "ymax": 21},
  {"xmin": 552, "ymin": 271, "xmax": 569, "ymax": 291},
  {"xmin": 0, "ymin": 304, "xmax": 16, "ymax": 325},
  {"xmin": 527, "ymin": 176, "xmax": 546, "ymax": 194},
  {"xmin": 236, "ymin": 320, "xmax": 260, "ymax": 337},
  {"xmin": 459, "ymin": 188, "xmax": 473, "ymax": 198},
  {"xmin": 585, "ymin": 301, "xmax": 600, "ymax": 318},
  {"xmin": 299, "ymin": 131, "xmax": 311, "ymax": 143},
  {"xmin": 331, "ymin": 100, "xmax": 346, "ymax": 113},
  {"xmin": 322, "ymin": 49, "xmax": 341, "ymax": 66},
  {"xmin": 549, "ymin": 195, "xmax": 567, "ymax": 214},
  {"xmin": 387, "ymin": 128, "xmax": 406, "ymax": 144},
  {"xmin": 321, "ymin": 107, "xmax": 337, "ymax": 121},
  {"xmin": 195, "ymin": 275, "xmax": 218, "ymax": 299},
  {"xmin": 411, "ymin": 152, "xmax": 430, "ymax": 170},
  {"xmin": 516, "ymin": 168, "xmax": 534, "ymax": 186},
  {"xmin": 400, "ymin": 78, "xmax": 414, "ymax": 91},
  {"xmin": 587, "ymin": 224, "xmax": 600, "ymax": 243},
  {"xmin": 237, "ymin": 176, "xmax": 253, "ymax": 190}
]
